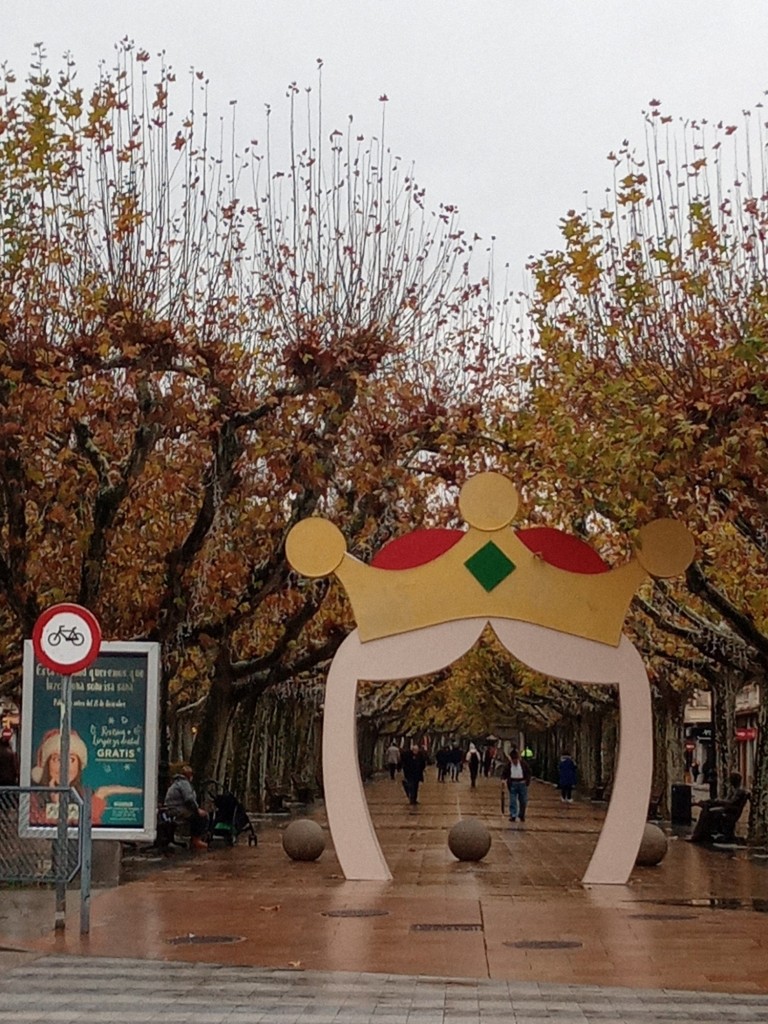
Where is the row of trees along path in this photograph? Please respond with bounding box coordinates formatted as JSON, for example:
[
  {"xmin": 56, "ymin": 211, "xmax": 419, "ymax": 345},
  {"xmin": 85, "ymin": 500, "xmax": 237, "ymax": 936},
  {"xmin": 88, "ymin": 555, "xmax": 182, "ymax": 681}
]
[{"xmin": 0, "ymin": 49, "xmax": 765, "ymax": 841}]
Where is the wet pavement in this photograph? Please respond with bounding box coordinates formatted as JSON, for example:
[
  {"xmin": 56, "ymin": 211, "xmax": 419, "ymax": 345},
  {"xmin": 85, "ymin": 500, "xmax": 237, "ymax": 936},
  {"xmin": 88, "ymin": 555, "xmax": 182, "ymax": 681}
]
[{"xmin": 1, "ymin": 772, "xmax": 767, "ymax": 1021}]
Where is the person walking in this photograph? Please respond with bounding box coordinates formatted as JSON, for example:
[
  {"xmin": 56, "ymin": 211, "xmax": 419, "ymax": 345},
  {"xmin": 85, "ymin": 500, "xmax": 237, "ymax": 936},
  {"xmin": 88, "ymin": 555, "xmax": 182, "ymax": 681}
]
[
  {"xmin": 400, "ymin": 743, "xmax": 427, "ymax": 806},
  {"xmin": 466, "ymin": 743, "xmax": 481, "ymax": 788},
  {"xmin": 448, "ymin": 744, "xmax": 463, "ymax": 782},
  {"xmin": 558, "ymin": 751, "xmax": 577, "ymax": 803},
  {"xmin": 501, "ymin": 748, "xmax": 532, "ymax": 822},
  {"xmin": 385, "ymin": 741, "xmax": 401, "ymax": 780},
  {"xmin": 0, "ymin": 730, "xmax": 19, "ymax": 787},
  {"xmin": 435, "ymin": 745, "xmax": 450, "ymax": 782}
]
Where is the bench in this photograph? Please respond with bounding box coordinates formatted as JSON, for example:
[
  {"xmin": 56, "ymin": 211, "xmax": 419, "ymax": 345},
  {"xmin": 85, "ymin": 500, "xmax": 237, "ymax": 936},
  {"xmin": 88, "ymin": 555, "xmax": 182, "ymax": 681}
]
[
  {"xmin": 591, "ymin": 782, "xmax": 611, "ymax": 802},
  {"xmin": 690, "ymin": 789, "xmax": 750, "ymax": 844},
  {"xmin": 712, "ymin": 790, "xmax": 750, "ymax": 842},
  {"xmin": 155, "ymin": 806, "xmax": 191, "ymax": 849},
  {"xmin": 290, "ymin": 774, "xmax": 316, "ymax": 804},
  {"xmin": 647, "ymin": 790, "xmax": 663, "ymax": 820},
  {"xmin": 264, "ymin": 779, "xmax": 291, "ymax": 813}
]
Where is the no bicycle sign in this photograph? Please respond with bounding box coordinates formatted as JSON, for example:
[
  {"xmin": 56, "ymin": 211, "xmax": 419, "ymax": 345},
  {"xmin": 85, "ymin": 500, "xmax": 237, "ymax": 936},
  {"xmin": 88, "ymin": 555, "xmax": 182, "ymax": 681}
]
[{"xmin": 32, "ymin": 603, "xmax": 102, "ymax": 676}]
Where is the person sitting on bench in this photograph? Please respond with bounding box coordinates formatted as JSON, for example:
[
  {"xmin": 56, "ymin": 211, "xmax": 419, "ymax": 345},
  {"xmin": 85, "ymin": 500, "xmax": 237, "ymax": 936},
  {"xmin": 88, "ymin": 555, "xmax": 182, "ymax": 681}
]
[
  {"xmin": 164, "ymin": 764, "xmax": 209, "ymax": 850},
  {"xmin": 688, "ymin": 771, "xmax": 750, "ymax": 843}
]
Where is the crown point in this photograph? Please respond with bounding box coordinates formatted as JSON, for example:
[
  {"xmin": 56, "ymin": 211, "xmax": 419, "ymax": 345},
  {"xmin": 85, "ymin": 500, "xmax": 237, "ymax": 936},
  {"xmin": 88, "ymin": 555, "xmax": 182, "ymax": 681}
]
[
  {"xmin": 286, "ymin": 518, "xmax": 347, "ymax": 578},
  {"xmin": 459, "ymin": 472, "xmax": 519, "ymax": 531},
  {"xmin": 635, "ymin": 519, "xmax": 695, "ymax": 578}
]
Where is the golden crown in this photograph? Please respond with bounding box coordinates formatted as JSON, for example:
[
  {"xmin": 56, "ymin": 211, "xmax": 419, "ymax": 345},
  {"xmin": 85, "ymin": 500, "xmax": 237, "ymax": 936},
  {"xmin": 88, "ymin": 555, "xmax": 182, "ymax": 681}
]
[{"xmin": 286, "ymin": 473, "xmax": 695, "ymax": 647}]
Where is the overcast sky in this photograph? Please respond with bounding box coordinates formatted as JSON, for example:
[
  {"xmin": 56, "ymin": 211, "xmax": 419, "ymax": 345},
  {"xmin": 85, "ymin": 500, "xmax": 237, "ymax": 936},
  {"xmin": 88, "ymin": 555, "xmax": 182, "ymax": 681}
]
[{"xmin": 4, "ymin": 1, "xmax": 768, "ymax": 289}]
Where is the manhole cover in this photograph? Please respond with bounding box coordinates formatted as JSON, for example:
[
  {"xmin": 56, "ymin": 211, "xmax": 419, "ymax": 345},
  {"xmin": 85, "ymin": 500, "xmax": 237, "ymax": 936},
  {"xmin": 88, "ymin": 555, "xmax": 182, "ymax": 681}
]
[
  {"xmin": 167, "ymin": 934, "xmax": 245, "ymax": 945},
  {"xmin": 629, "ymin": 913, "xmax": 698, "ymax": 921},
  {"xmin": 505, "ymin": 940, "xmax": 582, "ymax": 949},
  {"xmin": 322, "ymin": 909, "xmax": 389, "ymax": 918},
  {"xmin": 411, "ymin": 923, "xmax": 483, "ymax": 932}
]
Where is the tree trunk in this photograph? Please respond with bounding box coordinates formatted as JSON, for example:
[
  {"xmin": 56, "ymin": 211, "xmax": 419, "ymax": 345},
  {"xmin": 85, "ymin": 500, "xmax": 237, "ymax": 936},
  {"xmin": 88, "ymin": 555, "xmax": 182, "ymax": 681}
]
[
  {"xmin": 748, "ymin": 675, "xmax": 768, "ymax": 846},
  {"xmin": 224, "ymin": 687, "xmax": 322, "ymax": 811},
  {"xmin": 190, "ymin": 669, "xmax": 236, "ymax": 787},
  {"xmin": 582, "ymin": 710, "xmax": 604, "ymax": 796},
  {"xmin": 710, "ymin": 669, "xmax": 741, "ymax": 797},
  {"xmin": 651, "ymin": 682, "xmax": 687, "ymax": 818},
  {"xmin": 357, "ymin": 717, "xmax": 379, "ymax": 781},
  {"xmin": 602, "ymin": 708, "xmax": 619, "ymax": 794}
]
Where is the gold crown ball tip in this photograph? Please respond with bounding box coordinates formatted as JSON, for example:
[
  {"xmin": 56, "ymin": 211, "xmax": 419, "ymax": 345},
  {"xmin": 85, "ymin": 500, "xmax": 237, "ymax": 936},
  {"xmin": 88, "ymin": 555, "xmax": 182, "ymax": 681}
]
[
  {"xmin": 286, "ymin": 518, "xmax": 347, "ymax": 578},
  {"xmin": 635, "ymin": 519, "xmax": 696, "ymax": 578},
  {"xmin": 458, "ymin": 472, "xmax": 519, "ymax": 531}
]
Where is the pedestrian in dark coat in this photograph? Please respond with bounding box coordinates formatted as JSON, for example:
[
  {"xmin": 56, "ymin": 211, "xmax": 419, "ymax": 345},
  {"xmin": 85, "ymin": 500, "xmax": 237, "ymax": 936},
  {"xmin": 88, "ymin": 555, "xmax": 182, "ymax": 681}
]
[
  {"xmin": 466, "ymin": 743, "xmax": 481, "ymax": 788},
  {"xmin": 448, "ymin": 744, "xmax": 463, "ymax": 781},
  {"xmin": 400, "ymin": 744, "xmax": 427, "ymax": 805},
  {"xmin": 435, "ymin": 746, "xmax": 450, "ymax": 782},
  {"xmin": 558, "ymin": 752, "xmax": 577, "ymax": 803}
]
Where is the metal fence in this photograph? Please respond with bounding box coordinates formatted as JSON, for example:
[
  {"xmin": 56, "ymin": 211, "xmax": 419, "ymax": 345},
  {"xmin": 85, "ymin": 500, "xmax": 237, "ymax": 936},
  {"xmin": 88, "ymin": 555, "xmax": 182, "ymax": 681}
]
[
  {"xmin": 0, "ymin": 786, "xmax": 84, "ymax": 884},
  {"xmin": 1, "ymin": 785, "xmax": 92, "ymax": 933}
]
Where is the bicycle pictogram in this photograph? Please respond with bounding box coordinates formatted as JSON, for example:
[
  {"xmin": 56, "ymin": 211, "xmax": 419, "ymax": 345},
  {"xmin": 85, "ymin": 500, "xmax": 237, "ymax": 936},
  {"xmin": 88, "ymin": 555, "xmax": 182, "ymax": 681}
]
[{"xmin": 47, "ymin": 625, "xmax": 85, "ymax": 647}]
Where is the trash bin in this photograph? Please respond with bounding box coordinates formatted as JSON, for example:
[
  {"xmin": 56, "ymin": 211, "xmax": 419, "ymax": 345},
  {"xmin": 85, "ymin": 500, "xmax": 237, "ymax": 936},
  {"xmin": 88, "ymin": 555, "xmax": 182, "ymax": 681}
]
[{"xmin": 670, "ymin": 783, "xmax": 692, "ymax": 826}]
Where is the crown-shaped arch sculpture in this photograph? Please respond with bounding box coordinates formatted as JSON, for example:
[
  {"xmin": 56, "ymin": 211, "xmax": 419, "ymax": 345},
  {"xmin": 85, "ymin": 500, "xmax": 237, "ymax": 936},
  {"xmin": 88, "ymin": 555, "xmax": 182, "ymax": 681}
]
[{"xmin": 287, "ymin": 472, "xmax": 695, "ymax": 885}]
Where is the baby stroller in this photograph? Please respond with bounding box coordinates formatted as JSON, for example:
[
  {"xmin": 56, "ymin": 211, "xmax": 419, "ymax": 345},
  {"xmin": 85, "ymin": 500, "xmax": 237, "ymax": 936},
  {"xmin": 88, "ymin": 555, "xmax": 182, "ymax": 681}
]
[{"xmin": 205, "ymin": 781, "xmax": 258, "ymax": 847}]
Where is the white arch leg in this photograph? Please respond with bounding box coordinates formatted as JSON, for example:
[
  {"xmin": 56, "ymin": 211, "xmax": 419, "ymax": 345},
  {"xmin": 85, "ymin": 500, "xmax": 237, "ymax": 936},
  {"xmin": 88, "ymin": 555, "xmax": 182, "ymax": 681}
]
[
  {"xmin": 324, "ymin": 616, "xmax": 651, "ymax": 885},
  {"xmin": 323, "ymin": 620, "xmax": 487, "ymax": 881},
  {"xmin": 490, "ymin": 619, "xmax": 652, "ymax": 885}
]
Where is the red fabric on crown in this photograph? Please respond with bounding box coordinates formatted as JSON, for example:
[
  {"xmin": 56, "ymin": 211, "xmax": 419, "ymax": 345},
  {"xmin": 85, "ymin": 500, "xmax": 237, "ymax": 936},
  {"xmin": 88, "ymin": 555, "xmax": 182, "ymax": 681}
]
[{"xmin": 371, "ymin": 525, "xmax": 609, "ymax": 574}]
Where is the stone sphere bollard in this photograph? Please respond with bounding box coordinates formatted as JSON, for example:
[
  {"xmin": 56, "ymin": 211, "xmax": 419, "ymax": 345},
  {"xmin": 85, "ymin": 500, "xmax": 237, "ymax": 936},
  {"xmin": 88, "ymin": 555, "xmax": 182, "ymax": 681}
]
[
  {"xmin": 635, "ymin": 822, "xmax": 668, "ymax": 866},
  {"xmin": 282, "ymin": 819, "xmax": 326, "ymax": 862},
  {"xmin": 448, "ymin": 818, "xmax": 491, "ymax": 862}
]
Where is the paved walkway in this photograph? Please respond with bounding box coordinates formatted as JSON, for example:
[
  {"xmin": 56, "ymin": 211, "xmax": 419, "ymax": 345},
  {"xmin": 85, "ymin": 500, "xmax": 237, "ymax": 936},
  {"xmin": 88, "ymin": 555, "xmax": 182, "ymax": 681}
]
[
  {"xmin": 1, "ymin": 773, "xmax": 767, "ymax": 1022},
  {"xmin": 2, "ymin": 955, "xmax": 768, "ymax": 1023}
]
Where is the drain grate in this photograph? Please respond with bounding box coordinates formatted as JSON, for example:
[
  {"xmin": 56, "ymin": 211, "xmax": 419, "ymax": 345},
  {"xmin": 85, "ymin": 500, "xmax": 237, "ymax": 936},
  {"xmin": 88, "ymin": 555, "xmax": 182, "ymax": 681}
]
[
  {"xmin": 322, "ymin": 909, "xmax": 389, "ymax": 918},
  {"xmin": 640, "ymin": 898, "xmax": 768, "ymax": 914},
  {"xmin": 411, "ymin": 923, "xmax": 483, "ymax": 932},
  {"xmin": 505, "ymin": 939, "xmax": 582, "ymax": 950},
  {"xmin": 167, "ymin": 934, "xmax": 244, "ymax": 945},
  {"xmin": 629, "ymin": 913, "xmax": 698, "ymax": 921}
]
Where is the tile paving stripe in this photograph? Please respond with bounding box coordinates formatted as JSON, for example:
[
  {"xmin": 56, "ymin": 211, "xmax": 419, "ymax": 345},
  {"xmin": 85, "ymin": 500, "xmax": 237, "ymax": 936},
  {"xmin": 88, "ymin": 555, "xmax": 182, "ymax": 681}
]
[
  {"xmin": 1, "ymin": 957, "xmax": 768, "ymax": 1024},
  {"xmin": 411, "ymin": 923, "xmax": 483, "ymax": 932},
  {"xmin": 321, "ymin": 909, "xmax": 389, "ymax": 918}
]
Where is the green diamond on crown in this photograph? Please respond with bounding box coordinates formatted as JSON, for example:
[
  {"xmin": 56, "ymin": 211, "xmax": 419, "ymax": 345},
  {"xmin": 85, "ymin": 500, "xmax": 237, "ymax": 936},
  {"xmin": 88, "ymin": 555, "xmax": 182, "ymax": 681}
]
[{"xmin": 464, "ymin": 542, "xmax": 516, "ymax": 592}]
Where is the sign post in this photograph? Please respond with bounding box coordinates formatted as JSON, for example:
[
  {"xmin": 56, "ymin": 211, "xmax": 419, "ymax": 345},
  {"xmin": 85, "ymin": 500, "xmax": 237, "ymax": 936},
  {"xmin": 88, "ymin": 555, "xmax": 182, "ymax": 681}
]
[
  {"xmin": 32, "ymin": 604, "xmax": 101, "ymax": 931},
  {"xmin": 54, "ymin": 672, "xmax": 72, "ymax": 930}
]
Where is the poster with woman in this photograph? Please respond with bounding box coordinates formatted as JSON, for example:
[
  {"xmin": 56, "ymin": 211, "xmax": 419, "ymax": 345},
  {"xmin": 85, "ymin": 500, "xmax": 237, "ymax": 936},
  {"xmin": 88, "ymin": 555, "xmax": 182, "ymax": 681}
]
[{"xmin": 21, "ymin": 641, "xmax": 160, "ymax": 841}]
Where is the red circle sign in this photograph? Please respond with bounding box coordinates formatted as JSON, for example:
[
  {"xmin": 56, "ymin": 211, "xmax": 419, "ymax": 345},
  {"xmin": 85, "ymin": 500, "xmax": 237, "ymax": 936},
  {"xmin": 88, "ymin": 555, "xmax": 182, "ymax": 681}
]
[{"xmin": 32, "ymin": 604, "xmax": 102, "ymax": 675}]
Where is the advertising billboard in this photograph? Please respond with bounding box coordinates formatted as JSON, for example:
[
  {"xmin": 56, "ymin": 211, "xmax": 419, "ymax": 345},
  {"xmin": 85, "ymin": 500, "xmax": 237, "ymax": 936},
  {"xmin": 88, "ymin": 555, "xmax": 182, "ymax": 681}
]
[{"xmin": 21, "ymin": 641, "xmax": 160, "ymax": 841}]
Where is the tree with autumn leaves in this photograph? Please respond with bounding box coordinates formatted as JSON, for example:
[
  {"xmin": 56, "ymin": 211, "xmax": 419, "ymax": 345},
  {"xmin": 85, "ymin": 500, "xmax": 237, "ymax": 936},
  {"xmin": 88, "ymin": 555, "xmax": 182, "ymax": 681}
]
[
  {"xmin": 0, "ymin": 45, "xmax": 493, "ymax": 794},
  {"xmin": 504, "ymin": 101, "xmax": 768, "ymax": 841},
  {"xmin": 2, "ymin": 44, "xmax": 767, "ymax": 843}
]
